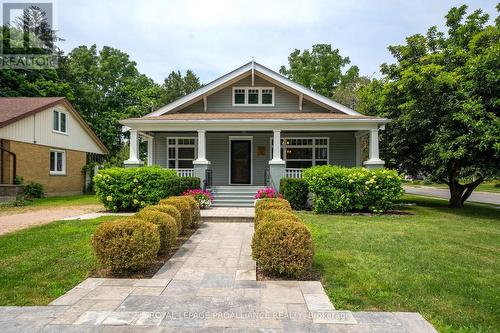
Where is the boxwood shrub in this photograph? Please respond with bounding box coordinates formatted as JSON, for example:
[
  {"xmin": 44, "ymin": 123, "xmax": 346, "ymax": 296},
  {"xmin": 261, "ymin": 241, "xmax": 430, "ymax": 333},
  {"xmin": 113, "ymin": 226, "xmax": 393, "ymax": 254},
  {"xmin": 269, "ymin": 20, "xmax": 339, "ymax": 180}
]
[
  {"xmin": 160, "ymin": 197, "xmax": 192, "ymax": 230},
  {"xmin": 94, "ymin": 166, "xmax": 179, "ymax": 212},
  {"xmin": 280, "ymin": 178, "xmax": 308, "ymax": 210},
  {"xmin": 145, "ymin": 204, "xmax": 182, "ymax": 234},
  {"xmin": 255, "ymin": 208, "xmax": 302, "ymax": 228},
  {"xmin": 303, "ymin": 166, "xmax": 403, "ymax": 213},
  {"xmin": 134, "ymin": 209, "xmax": 178, "ymax": 253},
  {"xmin": 254, "ymin": 198, "xmax": 292, "ymax": 223},
  {"xmin": 177, "ymin": 195, "xmax": 201, "ymax": 227},
  {"xmin": 91, "ymin": 218, "xmax": 160, "ymax": 272},
  {"xmin": 252, "ymin": 218, "xmax": 314, "ymax": 278}
]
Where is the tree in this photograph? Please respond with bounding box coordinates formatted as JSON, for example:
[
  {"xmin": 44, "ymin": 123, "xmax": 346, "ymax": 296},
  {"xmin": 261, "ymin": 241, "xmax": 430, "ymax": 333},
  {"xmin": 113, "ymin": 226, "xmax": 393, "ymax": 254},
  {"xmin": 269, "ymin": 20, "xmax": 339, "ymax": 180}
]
[
  {"xmin": 280, "ymin": 44, "xmax": 359, "ymax": 98},
  {"xmin": 62, "ymin": 45, "xmax": 164, "ymax": 155},
  {"xmin": 161, "ymin": 70, "xmax": 201, "ymax": 104},
  {"xmin": 332, "ymin": 75, "xmax": 371, "ymax": 110},
  {"xmin": 358, "ymin": 4, "xmax": 500, "ymax": 208}
]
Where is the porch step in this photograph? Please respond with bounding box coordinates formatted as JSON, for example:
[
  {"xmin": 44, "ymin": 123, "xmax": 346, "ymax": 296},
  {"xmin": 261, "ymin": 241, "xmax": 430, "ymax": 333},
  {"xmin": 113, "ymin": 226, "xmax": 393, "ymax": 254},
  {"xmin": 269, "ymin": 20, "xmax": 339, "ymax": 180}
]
[{"xmin": 209, "ymin": 186, "xmax": 263, "ymax": 207}]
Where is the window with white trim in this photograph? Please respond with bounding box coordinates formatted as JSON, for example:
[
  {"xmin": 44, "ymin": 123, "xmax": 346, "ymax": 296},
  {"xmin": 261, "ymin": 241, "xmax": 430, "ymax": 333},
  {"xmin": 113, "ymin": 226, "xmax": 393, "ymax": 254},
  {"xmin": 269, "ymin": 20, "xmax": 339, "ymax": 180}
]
[
  {"xmin": 232, "ymin": 87, "xmax": 274, "ymax": 106},
  {"xmin": 167, "ymin": 137, "xmax": 197, "ymax": 169},
  {"xmin": 50, "ymin": 150, "xmax": 66, "ymax": 175},
  {"xmin": 271, "ymin": 137, "xmax": 329, "ymax": 168},
  {"xmin": 53, "ymin": 110, "xmax": 68, "ymax": 134}
]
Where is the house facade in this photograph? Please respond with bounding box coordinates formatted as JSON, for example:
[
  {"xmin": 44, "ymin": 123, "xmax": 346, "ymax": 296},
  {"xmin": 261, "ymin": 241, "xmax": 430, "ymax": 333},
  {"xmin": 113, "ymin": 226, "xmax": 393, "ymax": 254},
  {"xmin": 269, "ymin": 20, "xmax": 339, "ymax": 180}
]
[
  {"xmin": 120, "ymin": 62, "xmax": 388, "ymax": 205},
  {"xmin": 0, "ymin": 97, "xmax": 108, "ymax": 196}
]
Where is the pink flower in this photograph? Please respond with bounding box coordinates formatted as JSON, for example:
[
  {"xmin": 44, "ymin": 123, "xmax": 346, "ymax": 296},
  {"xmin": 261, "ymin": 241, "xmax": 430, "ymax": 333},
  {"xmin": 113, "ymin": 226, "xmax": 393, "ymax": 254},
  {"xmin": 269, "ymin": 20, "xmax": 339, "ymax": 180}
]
[{"xmin": 255, "ymin": 187, "xmax": 280, "ymax": 199}]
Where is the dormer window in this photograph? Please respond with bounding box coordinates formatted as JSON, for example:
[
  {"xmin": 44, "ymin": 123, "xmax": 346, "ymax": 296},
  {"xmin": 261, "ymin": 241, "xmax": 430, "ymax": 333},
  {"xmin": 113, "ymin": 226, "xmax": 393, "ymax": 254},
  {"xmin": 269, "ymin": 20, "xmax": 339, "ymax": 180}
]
[{"xmin": 232, "ymin": 87, "xmax": 274, "ymax": 106}]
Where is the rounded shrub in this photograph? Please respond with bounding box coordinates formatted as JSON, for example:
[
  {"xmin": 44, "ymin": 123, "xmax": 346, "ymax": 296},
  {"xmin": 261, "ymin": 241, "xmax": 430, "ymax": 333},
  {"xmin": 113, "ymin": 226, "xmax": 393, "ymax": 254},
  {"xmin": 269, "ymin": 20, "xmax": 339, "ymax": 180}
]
[
  {"xmin": 251, "ymin": 219, "xmax": 314, "ymax": 278},
  {"xmin": 145, "ymin": 204, "xmax": 182, "ymax": 234},
  {"xmin": 178, "ymin": 195, "xmax": 200, "ymax": 227},
  {"xmin": 280, "ymin": 178, "xmax": 309, "ymax": 210},
  {"xmin": 255, "ymin": 198, "xmax": 292, "ymax": 223},
  {"xmin": 92, "ymin": 218, "xmax": 160, "ymax": 273},
  {"xmin": 159, "ymin": 198, "xmax": 192, "ymax": 230},
  {"xmin": 255, "ymin": 208, "xmax": 302, "ymax": 228},
  {"xmin": 134, "ymin": 210, "xmax": 177, "ymax": 253}
]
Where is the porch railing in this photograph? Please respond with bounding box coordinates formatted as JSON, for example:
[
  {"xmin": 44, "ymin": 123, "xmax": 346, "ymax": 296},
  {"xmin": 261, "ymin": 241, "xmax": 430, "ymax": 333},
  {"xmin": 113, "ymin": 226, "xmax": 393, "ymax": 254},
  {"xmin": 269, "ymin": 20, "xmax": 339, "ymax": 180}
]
[
  {"xmin": 174, "ymin": 168, "xmax": 194, "ymax": 177},
  {"xmin": 285, "ymin": 168, "xmax": 303, "ymax": 179}
]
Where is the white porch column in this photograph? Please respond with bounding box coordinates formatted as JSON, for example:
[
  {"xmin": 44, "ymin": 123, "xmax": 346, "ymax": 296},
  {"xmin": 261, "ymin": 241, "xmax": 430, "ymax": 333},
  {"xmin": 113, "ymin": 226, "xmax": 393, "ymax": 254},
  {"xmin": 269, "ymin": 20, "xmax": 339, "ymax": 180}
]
[
  {"xmin": 269, "ymin": 129, "xmax": 286, "ymax": 191},
  {"xmin": 147, "ymin": 137, "xmax": 153, "ymax": 166},
  {"xmin": 124, "ymin": 129, "xmax": 144, "ymax": 168},
  {"xmin": 363, "ymin": 128, "xmax": 385, "ymax": 169},
  {"xmin": 193, "ymin": 130, "xmax": 211, "ymax": 186}
]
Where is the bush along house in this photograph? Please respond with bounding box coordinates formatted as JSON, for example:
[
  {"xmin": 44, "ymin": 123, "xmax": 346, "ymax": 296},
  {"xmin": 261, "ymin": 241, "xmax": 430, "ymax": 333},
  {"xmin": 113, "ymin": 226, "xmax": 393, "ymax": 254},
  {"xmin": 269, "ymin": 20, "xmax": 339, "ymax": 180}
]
[{"xmin": 120, "ymin": 61, "xmax": 389, "ymax": 206}]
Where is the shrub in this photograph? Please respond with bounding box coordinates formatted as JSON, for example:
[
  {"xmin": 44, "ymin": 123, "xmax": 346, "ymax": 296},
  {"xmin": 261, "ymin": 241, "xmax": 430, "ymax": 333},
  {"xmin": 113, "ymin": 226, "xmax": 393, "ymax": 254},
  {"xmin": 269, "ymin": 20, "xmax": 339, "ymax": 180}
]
[
  {"xmin": 14, "ymin": 175, "xmax": 24, "ymax": 185},
  {"xmin": 23, "ymin": 181, "xmax": 44, "ymax": 199},
  {"xmin": 183, "ymin": 189, "xmax": 213, "ymax": 209},
  {"xmin": 159, "ymin": 197, "xmax": 192, "ymax": 230},
  {"xmin": 145, "ymin": 204, "xmax": 182, "ymax": 234},
  {"xmin": 255, "ymin": 187, "xmax": 282, "ymax": 199},
  {"xmin": 177, "ymin": 195, "xmax": 201, "ymax": 227},
  {"xmin": 255, "ymin": 208, "xmax": 302, "ymax": 228},
  {"xmin": 255, "ymin": 198, "xmax": 292, "ymax": 216},
  {"xmin": 134, "ymin": 209, "xmax": 177, "ymax": 253},
  {"xmin": 280, "ymin": 178, "xmax": 309, "ymax": 210},
  {"xmin": 92, "ymin": 218, "xmax": 160, "ymax": 272},
  {"xmin": 303, "ymin": 166, "xmax": 403, "ymax": 213},
  {"xmin": 178, "ymin": 177, "xmax": 201, "ymax": 193},
  {"xmin": 252, "ymin": 219, "xmax": 314, "ymax": 278},
  {"xmin": 93, "ymin": 166, "xmax": 178, "ymax": 212}
]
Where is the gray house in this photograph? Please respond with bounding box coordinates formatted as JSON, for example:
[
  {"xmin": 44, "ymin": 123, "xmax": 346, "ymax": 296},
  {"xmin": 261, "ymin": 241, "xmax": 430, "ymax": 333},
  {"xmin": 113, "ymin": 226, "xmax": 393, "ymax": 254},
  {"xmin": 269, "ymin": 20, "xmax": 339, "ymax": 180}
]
[{"xmin": 120, "ymin": 61, "xmax": 389, "ymax": 206}]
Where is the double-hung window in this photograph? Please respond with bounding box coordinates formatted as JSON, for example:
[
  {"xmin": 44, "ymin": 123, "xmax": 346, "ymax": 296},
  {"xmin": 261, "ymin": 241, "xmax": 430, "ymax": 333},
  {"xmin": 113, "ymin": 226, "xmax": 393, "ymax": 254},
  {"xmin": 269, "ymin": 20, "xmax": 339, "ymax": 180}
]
[
  {"xmin": 53, "ymin": 110, "xmax": 68, "ymax": 134},
  {"xmin": 232, "ymin": 87, "xmax": 274, "ymax": 106},
  {"xmin": 271, "ymin": 137, "xmax": 329, "ymax": 168},
  {"xmin": 50, "ymin": 150, "xmax": 66, "ymax": 175},
  {"xmin": 167, "ymin": 137, "xmax": 197, "ymax": 169}
]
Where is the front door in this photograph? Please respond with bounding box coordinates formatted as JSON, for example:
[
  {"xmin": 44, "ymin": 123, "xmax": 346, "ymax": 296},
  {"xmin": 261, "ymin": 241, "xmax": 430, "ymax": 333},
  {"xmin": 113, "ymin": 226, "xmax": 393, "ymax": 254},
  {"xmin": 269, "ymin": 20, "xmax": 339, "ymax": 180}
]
[{"xmin": 230, "ymin": 140, "xmax": 251, "ymax": 184}]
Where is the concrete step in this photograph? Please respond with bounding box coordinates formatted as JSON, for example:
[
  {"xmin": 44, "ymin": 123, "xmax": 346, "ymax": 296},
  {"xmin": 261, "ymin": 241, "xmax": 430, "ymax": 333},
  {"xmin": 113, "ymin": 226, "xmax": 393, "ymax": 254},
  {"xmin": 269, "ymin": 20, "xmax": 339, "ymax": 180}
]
[{"xmin": 201, "ymin": 216, "xmax": 254, "ymax": 223}]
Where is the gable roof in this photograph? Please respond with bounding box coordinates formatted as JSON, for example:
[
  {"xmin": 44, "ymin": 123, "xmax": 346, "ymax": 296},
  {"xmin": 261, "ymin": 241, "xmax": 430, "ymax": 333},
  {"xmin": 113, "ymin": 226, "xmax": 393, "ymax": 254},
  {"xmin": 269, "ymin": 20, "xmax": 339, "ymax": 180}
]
[
  {"xmin": 146, "ymin": 61, "xmax": 363, "ymax": 117},
  {"xmin": 0, "ymin": 97, "xmax": 109, "ymax": 154}
]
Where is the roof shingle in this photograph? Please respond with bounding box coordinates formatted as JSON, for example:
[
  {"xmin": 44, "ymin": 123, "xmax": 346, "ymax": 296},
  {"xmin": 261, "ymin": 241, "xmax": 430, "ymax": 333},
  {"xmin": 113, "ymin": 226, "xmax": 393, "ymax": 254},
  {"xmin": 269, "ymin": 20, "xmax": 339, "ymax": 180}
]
[
  {"xmin": 140, "ymin": 112, "xmax": 377, "ymax": 121},
  {"xmin": 0, "ymin": 97, "xmax": 65, "ymax": 126}
]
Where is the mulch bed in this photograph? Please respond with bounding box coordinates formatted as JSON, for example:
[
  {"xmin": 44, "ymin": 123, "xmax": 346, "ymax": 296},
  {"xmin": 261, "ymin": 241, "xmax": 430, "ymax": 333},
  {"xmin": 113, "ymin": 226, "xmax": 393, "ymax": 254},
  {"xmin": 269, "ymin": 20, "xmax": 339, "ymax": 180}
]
[{"xmin": 91, "ymin": 226, "xmax": 198, "ymax": 279}]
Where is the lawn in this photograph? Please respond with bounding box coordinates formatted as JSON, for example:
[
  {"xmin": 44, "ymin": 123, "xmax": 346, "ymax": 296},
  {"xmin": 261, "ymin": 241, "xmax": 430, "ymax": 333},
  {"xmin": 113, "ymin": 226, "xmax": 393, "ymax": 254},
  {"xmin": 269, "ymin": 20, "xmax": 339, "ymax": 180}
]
[
  {"xmin": 0, "ymin": 216, "xmax": 118, "ymax": 305},
  {"xmin": 300, "ymin": 195, "xmax": 500, "ymax": 333},
  {"xmin": 0, "ymin": 194, "xmax": 101, "ymax": 214}
]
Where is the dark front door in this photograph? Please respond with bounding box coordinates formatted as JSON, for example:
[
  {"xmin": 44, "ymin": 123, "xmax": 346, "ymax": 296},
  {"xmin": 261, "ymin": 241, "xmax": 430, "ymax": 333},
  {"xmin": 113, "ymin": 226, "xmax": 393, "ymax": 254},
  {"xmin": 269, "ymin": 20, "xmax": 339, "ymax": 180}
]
[{"xmin": 231, "ymin": 140, "xmax": 251, "ymax": 184}]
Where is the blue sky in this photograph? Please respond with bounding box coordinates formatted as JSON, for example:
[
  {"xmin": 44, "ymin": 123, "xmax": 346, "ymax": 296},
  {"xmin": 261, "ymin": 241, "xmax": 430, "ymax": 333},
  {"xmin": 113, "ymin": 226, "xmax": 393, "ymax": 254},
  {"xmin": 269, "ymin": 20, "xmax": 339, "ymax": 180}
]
[{"xmin": 57, "ymin": 0, "xmax": 497, "ymax": 83}]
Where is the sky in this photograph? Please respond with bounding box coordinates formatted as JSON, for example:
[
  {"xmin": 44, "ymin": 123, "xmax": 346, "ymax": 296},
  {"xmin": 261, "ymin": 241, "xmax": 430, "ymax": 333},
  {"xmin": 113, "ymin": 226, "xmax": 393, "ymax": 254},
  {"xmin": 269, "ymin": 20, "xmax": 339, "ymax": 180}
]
[{"xmin": 54, "ymin": 0, "xmax": 497, "ymax": 84}]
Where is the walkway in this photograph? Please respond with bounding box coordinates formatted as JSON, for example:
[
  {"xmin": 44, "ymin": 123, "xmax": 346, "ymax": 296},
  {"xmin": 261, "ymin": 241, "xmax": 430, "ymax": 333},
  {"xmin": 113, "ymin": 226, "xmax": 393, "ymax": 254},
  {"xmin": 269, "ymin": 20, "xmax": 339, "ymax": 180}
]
[
  {"xmin": 0, "ymin": 221, "xmax": 437, "ymax": 332},
  {"xmin": 0, "ymin": 205, "xmax": 102, "ymax": 235},
  {"xmin": 404, "ymin": 186, "xmax": 500, "ymax": 205}
]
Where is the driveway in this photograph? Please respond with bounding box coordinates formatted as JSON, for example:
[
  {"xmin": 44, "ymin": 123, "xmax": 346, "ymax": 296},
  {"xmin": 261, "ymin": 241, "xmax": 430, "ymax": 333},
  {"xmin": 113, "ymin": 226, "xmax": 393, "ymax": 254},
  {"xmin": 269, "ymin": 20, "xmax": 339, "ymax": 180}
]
[
  {"xmin": 0, "ymin": 221, "xmax": 437, "ymax": 332},
  {"xmin": 0, "ymin": 205, "xmax": 103, "ymax": 235},
  {"xmin": 404, "ymin": 186, "xmax": 500, "ymax": 205}
]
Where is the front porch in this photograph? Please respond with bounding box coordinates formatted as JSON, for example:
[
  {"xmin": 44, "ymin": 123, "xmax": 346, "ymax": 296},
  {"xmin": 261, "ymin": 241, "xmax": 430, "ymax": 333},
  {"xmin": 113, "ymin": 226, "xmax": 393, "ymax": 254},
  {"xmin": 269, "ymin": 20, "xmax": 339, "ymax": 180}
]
[{"xmin": 124, "ymin": 127, "xmax": 386, "ymax": 191}]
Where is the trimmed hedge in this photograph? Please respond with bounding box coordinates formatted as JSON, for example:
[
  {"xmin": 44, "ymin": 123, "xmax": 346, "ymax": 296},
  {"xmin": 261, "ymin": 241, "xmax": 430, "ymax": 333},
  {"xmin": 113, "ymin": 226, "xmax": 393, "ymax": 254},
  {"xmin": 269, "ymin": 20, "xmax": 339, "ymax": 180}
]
[
  {"xmin": 255, "ymin": 208, "xmax": 302, "ymax": 228},
  {"xmin": 91, "ymin": 218, "xmax": 160, "ymax": 272},
  {"xmin": 145, "ymin": 204, "xmax": 182, "ymax": 234},
  {"xmin": 179, "ymin": 195, "xmax": 201, "ymax": 227},
  {"xmin": 252, "ymin": 218, "xmax": 314, "ymax": 278},
  {"xmin": 93, "ymin": 166, "xmax": 179, "ymax": 212},
  {"xmin": 303, "ymin": 166, "xmax": 403, "ymax": 213},
  {"xmin": 134, "ymin": 210, "xmax": 177, "ymax": 253},
  {"xmin": 178, "ymin": 177, "xmax": 201, "ymax": 194},
  {"xmin": 160, "ymin": 197, "xmax": 192, "ymax": 230},
  {"xmin": 255, "ymin": 198, "xmax": 292, "ymax": 224},
  {"xmin": 280, "ymin": 178, "xmax": 308, "ymax": 210}
]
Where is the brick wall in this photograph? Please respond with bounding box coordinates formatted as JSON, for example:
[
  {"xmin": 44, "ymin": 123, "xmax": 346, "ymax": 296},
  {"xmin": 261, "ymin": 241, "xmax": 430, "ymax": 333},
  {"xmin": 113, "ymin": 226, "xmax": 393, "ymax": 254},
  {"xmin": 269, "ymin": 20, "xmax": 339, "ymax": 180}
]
[{"xmin": 8, "ymin": 140, "xmax": 86, "ymax": 196}]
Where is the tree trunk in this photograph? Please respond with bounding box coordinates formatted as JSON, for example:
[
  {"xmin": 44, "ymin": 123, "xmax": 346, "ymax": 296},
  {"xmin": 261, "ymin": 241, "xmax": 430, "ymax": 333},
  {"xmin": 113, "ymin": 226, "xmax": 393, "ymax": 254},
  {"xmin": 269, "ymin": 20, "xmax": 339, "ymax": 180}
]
[{"xmin": 447, "ymin": 177, "xmax": 484, "ymax": 208}]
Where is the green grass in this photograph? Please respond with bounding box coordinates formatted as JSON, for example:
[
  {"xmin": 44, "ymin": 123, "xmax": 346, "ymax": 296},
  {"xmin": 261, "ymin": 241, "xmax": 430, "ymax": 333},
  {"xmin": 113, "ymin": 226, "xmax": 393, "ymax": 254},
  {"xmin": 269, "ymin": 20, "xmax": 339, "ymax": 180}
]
[
  {"xmin": 300, "ymin": 195, "xmax": 500, "ymax": 333},
  {"xmin": 0, "ymin": 216, "xmax": 118, "ymax": 305},
  {"xmin": 0, "ymin": 194, "xmax": 101, "ymax": 214},
  {"xmin": 406, "ymin": 181, "xmax": 500, "ymax": 193}
]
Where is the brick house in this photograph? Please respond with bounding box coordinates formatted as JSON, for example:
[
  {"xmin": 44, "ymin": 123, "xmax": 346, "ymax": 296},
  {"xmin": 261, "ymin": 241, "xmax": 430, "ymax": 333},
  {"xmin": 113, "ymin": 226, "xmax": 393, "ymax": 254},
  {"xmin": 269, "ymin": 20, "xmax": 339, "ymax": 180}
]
[{"xmin": 0, "ymin": 97, "xmax": 108, "ymax": 196}]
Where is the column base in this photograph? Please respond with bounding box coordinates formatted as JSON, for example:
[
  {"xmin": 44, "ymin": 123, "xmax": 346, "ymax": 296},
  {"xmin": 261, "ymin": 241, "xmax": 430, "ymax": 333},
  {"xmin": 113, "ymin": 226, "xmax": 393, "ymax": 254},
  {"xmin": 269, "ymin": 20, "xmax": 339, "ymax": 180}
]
[
  {"xmin": 123, "ymin": 160, "xmax": 144, "ymax": 168},
  {"xmin": 193, "ymin": 161, "xmax": 211, "ymax": 186},
  {"xmin": 363, "ymin": 158, "xmax": 385, "ymax": 169}
]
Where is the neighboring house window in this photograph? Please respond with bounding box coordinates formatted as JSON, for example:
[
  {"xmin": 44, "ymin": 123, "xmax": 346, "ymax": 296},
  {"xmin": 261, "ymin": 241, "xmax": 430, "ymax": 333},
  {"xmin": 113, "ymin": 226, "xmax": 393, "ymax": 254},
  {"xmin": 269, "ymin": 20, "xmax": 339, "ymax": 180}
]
[
  {"xmin": 271, "ymin": 137, "xmax": 329, "ymax": 168},
  {"xmin": 167, "ymin": 137, "xmax": 197, "ymax": 169},
  {"xmin": 232, "ymin": 87, "xmax": 274, "ymax": 106},
  {"xmin": 50, "ymin": 150, "xmax": 66, "ymax": 175},
  {"xmin": 53, "ymin": 110, "xmax": 68, "ymax": 134}
]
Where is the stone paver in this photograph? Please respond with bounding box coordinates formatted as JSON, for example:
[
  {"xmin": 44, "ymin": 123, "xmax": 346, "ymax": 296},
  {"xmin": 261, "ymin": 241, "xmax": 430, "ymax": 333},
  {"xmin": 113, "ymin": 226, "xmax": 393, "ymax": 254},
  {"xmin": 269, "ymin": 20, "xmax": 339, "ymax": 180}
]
[{"xmin": 0, "ymin": 221, "xmax": 437, "ymax": 332}]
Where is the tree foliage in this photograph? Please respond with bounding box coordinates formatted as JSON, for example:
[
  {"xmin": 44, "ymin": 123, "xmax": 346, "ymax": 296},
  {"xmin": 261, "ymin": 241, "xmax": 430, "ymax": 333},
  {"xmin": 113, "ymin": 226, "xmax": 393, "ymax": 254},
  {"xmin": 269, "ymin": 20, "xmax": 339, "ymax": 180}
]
[
  {"xmin": 161, "ymin": 70, "xmax": 201, "ymax": 104},
  {"xmin": 358, "ymin": 4, "xmax": 500, "ymax": 207},
  {"xmin": 280, "ymin": 44, "xmax": 360, "ymax": 98}
]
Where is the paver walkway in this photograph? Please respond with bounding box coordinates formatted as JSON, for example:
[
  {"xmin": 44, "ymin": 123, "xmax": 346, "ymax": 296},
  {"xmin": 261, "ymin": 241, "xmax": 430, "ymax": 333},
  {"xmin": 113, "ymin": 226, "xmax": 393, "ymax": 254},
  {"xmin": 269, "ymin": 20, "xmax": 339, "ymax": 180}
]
[
  {"xmin": 0, "ymin": 222, "xmax": 437, "ymax": 332},
  {"xmin": 0, "ymin": 205, "xmax": 102, "ymax": 235}
]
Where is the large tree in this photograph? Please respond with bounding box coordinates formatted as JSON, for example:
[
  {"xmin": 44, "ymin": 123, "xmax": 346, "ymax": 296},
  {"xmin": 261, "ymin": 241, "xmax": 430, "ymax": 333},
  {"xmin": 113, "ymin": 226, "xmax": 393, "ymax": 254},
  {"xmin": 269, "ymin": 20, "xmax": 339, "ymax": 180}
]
[
  {"xmin": 161, "ymin": 70, "xmax": 201, "ymax": 105},
  {"xmin": 358, "ymin": 4, "xmax": 500, "ymax": 208},
  {"xmin": 280, "ymin": 44, "xmax": 360, "ymax": 98}
]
